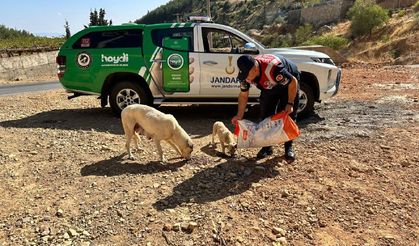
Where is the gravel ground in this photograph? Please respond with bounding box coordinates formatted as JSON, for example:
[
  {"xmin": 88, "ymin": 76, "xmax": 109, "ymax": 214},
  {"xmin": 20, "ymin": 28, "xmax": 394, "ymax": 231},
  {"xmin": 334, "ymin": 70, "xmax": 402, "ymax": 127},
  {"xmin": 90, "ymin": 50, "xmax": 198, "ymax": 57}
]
[{"xmin": 0, "ymin": 66, "xmax": 418, "ymax": 245}]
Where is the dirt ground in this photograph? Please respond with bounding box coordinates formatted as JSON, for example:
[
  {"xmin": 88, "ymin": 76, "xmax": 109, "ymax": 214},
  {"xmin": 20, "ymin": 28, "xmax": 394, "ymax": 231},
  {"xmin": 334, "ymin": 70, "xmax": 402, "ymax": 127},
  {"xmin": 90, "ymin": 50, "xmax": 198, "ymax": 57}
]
[{"xmin": 0, "ymin": 65, "xmax": 418, "ymax": 246}]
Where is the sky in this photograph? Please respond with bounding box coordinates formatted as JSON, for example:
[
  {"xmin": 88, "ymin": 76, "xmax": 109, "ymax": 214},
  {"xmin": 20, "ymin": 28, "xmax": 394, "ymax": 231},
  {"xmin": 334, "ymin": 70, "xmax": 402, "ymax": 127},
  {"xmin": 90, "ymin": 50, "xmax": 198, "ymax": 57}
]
[{"xmin": 0, "ymin": 0, "xmax": 171, "ymax": 36}]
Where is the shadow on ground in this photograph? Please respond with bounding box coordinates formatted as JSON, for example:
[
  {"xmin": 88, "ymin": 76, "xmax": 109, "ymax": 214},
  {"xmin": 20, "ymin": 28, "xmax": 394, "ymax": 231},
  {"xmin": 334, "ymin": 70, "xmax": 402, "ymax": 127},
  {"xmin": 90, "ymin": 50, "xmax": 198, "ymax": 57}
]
[
  {"xmin": 0, "ymin": 104, "xmax": 324, "ymax": 136},
  {"xmin": 80, "ymin": 154, "xmax": 188, "ymax": 176},
  {"xmin": 0, "ymin": 105, "xmax": 244, "ymax": 136},
  {"xmin": 153, "ymin": 157, "xmax": 282, "ymax": 210},
  {"xmin": 0, "ymin": 107, "xmax": 123, "ymax": 134}
]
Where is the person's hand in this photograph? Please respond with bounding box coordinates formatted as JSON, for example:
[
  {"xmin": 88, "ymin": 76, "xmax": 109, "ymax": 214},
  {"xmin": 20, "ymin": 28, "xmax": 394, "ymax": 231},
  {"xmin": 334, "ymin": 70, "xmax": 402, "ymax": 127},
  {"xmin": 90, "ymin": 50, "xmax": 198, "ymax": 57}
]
[
  {"xmin": 189, "ymin": 56, "xmax": 194, "ymax": 83},
  {"xmin": 231, "ymin": 115, "xmax": 243, "ymax": 125},
  {"xmin": 285, "ymin": 104, "xmax": 294, "ymax": 115}
]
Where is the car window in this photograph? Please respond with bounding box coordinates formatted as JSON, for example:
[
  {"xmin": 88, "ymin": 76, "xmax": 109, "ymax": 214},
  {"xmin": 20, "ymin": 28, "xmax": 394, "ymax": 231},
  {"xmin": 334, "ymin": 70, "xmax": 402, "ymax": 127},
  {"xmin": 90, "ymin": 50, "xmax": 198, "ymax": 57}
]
[
  {"xmin": 151, "ymin": 28, "xmax": 194, "ymax": 51},
  {"xmin": 72, "ymin": 30, "xmax": 142, "ymax": 49},
  {"xmin": 202, "ymin": 28, "xmax": 248, "ymax": 54}
]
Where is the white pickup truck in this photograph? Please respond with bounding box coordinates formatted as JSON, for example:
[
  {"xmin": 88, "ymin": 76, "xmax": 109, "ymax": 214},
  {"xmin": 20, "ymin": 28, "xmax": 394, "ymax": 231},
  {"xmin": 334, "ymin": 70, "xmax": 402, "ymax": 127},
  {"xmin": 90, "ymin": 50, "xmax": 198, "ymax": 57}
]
[{"xmin": 57, "ymin": 17, "xmax": 341, "ymax": 116}]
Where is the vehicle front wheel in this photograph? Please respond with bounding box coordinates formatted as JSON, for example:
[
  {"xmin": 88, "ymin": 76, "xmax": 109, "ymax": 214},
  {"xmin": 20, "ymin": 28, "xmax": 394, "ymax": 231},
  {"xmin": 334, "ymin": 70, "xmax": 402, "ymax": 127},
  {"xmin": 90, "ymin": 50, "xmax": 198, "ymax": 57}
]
[
  {"xmin": 109, "ymin": 81, "xmax": 150, "ymax": 116},
  {"xmin": 297, "ymin": 83, "xmax": 315, "ymax": 118}
]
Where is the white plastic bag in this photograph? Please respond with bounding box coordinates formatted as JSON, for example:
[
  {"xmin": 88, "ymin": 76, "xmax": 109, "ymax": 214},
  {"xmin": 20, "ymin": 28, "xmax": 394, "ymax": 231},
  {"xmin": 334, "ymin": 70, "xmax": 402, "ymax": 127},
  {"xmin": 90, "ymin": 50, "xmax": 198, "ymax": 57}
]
[{"xmin": 235, "ymin": 112, "xmax": 300, "ymax": 149}]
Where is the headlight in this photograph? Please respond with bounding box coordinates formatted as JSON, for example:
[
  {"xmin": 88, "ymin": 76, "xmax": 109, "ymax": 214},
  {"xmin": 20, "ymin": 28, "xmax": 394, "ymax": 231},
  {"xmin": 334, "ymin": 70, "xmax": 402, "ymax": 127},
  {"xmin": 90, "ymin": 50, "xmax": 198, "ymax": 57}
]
[{"xmin": 311, "ymin": 57, "xmax": 335, "ymax": 65}]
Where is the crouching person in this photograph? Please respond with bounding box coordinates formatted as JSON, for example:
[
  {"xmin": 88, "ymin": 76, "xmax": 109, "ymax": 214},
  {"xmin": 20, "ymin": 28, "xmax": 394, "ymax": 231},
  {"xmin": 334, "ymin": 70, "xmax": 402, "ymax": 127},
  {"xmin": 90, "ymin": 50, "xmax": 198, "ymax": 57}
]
[{"xmin": 231, "ymin": 54, "xmax": 300, "ymax": 161}]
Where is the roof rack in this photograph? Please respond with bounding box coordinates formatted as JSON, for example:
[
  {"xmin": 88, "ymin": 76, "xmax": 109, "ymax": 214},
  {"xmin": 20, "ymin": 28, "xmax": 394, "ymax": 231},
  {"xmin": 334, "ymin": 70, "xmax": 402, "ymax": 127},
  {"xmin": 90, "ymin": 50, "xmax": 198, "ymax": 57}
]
[{"xmin": 187, "ymin": 16, "xmax": 213, "ymax": 23}]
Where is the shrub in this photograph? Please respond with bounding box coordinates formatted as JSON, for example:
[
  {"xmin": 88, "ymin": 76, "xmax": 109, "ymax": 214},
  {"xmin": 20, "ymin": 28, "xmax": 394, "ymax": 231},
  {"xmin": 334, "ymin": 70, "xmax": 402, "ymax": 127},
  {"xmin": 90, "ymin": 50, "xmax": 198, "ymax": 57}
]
[
  {"xmin": 303, "ymin": 34, "xmax": 348, "ymax": 50},
  {"xmin": 260, "ymin": 33, "xmax": 293, "ymax": 48},
  {"xmin": 414, "ymin": 0, "xmax": 419, "ymax": 12},
  {"xmin": 261, "ymin": 35, "xmax": 274, "ymax": 47},
  {"xmin": 380, "ymin": 34, "xmax": 390, "ymax": 43},
  {"xmin": 295, "ymin": 23, "xmax": 313, "ymax": 45},
  {"xmin": 0, "ymin": 37, "xmax": 65, "ymax": 49},
  {"xmin": 397, "ymin": 9, "xmax": 406, "ymax": 17},
  {"xmin": 347, "ymin": 0, "xmax": 389, "ymax": 37},
  {"xmin": 414, "ymin": 12, "xmax": 419, "ymax": 22}
]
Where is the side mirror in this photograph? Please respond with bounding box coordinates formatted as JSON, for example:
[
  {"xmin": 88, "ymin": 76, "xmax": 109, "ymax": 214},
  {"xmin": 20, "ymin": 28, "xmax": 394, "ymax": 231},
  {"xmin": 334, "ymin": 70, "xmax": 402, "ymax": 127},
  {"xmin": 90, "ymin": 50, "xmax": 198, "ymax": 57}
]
[
  {"xmin": 242, "ymin": 42, "xmax": 259, "ymax": 54},
  {"xmin": 244, "ymin": 42, "xmax": 256, "ymax": 49}
]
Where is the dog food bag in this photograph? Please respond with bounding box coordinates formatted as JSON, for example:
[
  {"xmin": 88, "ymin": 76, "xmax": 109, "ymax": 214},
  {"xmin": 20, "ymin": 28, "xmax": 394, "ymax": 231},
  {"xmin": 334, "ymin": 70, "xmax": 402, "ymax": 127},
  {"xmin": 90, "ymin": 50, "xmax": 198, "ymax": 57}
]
[{"xmin": 234, "ymin": 112, "xmax": 300, "ymax": 149}]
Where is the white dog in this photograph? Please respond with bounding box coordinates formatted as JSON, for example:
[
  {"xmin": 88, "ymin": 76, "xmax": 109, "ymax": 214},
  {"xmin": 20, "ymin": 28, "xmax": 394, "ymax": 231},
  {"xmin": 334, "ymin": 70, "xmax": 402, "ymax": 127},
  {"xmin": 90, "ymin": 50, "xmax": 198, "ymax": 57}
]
[
  {"xmin": 212, "ymin": 121, "xmax": 237, "ymax": 156},
  {"xmin": 121, "ymin": 104, "xmax": 193, "ymax": 162}
]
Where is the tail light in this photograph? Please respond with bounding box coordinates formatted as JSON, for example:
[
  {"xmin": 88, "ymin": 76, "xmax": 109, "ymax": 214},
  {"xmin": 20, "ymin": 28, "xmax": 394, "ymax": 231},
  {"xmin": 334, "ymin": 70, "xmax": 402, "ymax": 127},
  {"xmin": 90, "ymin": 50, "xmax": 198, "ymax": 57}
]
[{"xmin": 56, "ymin": 55, "xmax": 66, "ymax": 78}]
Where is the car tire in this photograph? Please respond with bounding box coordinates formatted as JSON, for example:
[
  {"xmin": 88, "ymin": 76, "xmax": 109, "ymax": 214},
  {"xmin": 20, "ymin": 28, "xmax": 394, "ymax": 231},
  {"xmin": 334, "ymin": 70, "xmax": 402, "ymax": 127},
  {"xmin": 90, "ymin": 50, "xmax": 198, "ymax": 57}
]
[
  {"xmin": 109, "ymin": 81, "xmax": 150, "ymax": 117},
  {"xmin": 298, "ymin": 83, "xmax": 315, "ymax": 118}
]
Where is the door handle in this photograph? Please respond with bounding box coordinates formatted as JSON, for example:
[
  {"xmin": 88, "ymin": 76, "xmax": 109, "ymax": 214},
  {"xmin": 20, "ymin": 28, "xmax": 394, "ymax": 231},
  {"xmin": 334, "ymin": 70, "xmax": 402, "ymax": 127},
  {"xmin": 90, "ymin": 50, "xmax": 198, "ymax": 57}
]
[{"xmin": 203, "ymin": 60, "xmax": 218, "ymax": 65}]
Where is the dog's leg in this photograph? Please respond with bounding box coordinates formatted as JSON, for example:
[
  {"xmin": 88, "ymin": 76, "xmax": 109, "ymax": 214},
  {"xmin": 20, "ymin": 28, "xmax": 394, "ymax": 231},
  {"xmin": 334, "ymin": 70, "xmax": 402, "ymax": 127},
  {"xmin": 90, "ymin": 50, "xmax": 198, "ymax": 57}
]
[
  {"xmin": 212, "ymin": 127, "xmax": 216, "ymax": 145},
  {"xmin": 167, "ymin": 139, "xmax": 182, "ymax": 156},
  {"xmin": 121, "ymin": 118, "xmax": 135, "ymax": 160},
  {"xmin": 133, "ymin": 132, "xmax": 141, "ymax": 151},
  {"xmin": 154, "ymin": 139, "xmax": 166, "ymax": 163},
  {"xmin": 220, "ymin": 141, "xmax": 226, "ymax": 154},
  {"xmin": 134, "ymin": 132, "xmax": 147, "ymax": 151},
  {"xmin": 125, "ymin": 131, "xmax": 135, "ymax": 160}
]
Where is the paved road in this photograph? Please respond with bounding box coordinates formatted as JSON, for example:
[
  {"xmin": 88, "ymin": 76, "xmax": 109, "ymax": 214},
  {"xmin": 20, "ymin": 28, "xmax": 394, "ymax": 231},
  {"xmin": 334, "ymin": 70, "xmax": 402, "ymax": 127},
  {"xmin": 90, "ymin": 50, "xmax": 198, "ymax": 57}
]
[{"xmin": 0, "ymin": 81, "xmax": 62, "ymax": 96}]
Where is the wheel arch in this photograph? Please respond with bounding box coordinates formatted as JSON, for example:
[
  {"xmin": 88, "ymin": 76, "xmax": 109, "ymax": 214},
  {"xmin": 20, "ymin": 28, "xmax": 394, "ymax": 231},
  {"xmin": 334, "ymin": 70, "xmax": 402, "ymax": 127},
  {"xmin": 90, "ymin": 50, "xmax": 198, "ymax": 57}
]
[
  {"xmin": 300, "ymin": 72, "xmax": 320, "ymax": 102},
  {"xmin": 100, "ymin": 72, "xmax": 152, "ymax": 107}
]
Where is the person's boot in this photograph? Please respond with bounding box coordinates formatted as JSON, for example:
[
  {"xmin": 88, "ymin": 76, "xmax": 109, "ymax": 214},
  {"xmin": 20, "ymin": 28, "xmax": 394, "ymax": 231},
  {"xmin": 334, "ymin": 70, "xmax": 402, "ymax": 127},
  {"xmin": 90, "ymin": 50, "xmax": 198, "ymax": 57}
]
[
  {"xmin": 256, "ymin": 146, "xmax": 273, "ymax": 159},
  {"xmin": 285, "ymin": 145, "xmax": 296, "ymax": 161}
]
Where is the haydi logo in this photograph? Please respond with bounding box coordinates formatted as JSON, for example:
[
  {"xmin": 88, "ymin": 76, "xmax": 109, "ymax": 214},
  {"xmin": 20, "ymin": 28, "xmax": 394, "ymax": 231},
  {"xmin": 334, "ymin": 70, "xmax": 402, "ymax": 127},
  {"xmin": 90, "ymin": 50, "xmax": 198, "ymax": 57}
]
[
  {"xmin": 101, "ymin": 53, "xmax": 129, "ymax": 65},
  {"xmin": 167, "ymin": 54, "xmax": 184, "ymax": 70}
]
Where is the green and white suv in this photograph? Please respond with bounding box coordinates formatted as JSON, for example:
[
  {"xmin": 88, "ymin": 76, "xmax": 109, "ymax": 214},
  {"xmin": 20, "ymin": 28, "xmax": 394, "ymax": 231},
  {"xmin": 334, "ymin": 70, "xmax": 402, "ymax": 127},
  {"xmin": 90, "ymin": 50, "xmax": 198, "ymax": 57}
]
[{"xmin": 56, "ymin": 17, "xmax": 341, "ymax": 116}]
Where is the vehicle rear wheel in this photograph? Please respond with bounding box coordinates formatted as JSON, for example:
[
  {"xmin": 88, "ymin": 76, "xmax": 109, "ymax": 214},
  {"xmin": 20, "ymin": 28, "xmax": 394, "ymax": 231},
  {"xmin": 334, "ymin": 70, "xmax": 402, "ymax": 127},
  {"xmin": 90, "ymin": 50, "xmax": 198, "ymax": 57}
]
[
  {"xmin": 109, "ymin": 81, "xmax": 150, "ymax": 117},
  {"xmin": 298, "ymin": 83, "xmax": 315, "ymax": 117}
]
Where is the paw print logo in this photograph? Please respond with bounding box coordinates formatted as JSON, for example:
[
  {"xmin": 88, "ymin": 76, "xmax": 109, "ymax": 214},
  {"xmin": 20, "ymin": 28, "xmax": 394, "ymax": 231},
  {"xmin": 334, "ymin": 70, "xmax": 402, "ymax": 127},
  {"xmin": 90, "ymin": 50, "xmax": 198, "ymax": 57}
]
[
  {"xmin": 77, "ymin": 52, "xmax": 91, "ymax": 68},
  {"xmin": 225, "ymin": 56, "xmax": 235, "ymax": 75}
]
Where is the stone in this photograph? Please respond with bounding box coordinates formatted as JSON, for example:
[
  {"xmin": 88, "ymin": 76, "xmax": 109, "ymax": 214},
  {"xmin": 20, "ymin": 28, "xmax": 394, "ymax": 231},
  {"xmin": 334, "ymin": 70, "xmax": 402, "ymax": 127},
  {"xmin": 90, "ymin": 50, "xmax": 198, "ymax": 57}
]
[
  {"xmin": 56, "ymin": 209, "xmax": 63, "ymax": 217},
  {"xmin": 281, "ymin": 190, "xmax": 290, "ymax": 198},
  {"xmin": 163, "ymin": 223, "xmax": 173, "ymax": 231},
  {"xmin": 117, "ymin": 210, "xmax": 124, "ymax": 217},
  {"xmin": 188, "ymin": 222, "xmax": 198, "ymax": 231},
  {"xmin": 278, "ymin": 237, "xmax": 287, "ymax": 245},
  {"xmin": 68, "ymin": 228, "xmax": 79, "ymax": 237},
  {"xmin": 272, "ymin": 227, "xmax": 286, "ymax": 236},
  {"xmin": 172, "ymin": 223, "xmax": 181, "ymax": 232}
]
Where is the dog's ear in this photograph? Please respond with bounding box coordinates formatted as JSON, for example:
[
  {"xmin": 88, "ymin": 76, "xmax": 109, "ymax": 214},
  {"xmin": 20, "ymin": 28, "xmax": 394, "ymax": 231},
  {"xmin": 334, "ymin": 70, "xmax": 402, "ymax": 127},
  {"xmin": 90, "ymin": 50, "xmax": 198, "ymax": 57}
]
[{"xmin": 188, "ymin": 139, "xmax": 194, "ymax": 150}]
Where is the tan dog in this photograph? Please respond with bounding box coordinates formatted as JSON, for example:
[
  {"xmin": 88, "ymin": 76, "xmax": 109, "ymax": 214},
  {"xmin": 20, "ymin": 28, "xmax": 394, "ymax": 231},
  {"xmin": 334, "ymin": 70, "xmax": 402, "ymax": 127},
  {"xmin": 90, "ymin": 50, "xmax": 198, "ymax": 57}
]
[
  {"xmin": 121, "ymin": 104, "xmax": 193, "ymax": 162},
  {"xmin": 212, "ymin": 121, "xmax": 237, "ymax": 156}
]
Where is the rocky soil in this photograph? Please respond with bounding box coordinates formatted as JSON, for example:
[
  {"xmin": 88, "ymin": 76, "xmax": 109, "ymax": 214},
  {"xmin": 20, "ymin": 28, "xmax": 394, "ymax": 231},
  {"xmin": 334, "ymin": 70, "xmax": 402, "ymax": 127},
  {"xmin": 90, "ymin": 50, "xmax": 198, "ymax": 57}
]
[{"xmin": 0, "ymin": 65, "xmax": 418, "ymax": 245}]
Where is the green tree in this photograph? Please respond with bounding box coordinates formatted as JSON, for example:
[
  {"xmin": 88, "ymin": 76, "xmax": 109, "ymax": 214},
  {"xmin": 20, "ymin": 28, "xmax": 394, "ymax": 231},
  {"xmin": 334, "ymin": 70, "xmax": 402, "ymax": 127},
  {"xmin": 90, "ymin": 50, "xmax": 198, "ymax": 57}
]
[
  {"xmin": 347, "ymin": 0, "xmax": 389, "ymax": 37},
  {"xmin": 0, "ymin": 25, "xmax": 33, "ymax": 39},
  {"xmin": 64, "ymin": 20, "xmax": 71, "ymax": 39},
  {"xmin": 87, "ymin": 8, "xmax": 112, "ymax": 27}
]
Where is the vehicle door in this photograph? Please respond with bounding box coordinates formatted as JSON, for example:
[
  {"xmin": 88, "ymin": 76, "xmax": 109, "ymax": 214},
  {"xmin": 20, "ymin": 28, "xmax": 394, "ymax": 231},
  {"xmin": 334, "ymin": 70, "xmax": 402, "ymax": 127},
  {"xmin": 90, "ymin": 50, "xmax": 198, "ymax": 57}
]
[
  {"xmin": 198, "ymin": 27, "xmax": 256, "ymax": 96},
  {"xmin": 67, "ymin": 28, "xmax": 143, "ymax": 93},
  {"xmin": 147, "ymin": 27, "xmax": 200, "ymax": 97}
]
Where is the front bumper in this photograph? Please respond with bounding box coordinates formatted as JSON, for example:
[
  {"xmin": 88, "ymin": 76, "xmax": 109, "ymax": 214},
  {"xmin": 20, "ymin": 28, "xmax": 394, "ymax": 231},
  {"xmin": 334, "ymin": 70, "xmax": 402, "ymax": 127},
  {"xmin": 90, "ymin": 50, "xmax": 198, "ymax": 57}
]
[
  {"xmin": 322, "ymin": 68, "xmax": 341, "ymax": 100},
  {"xmin": 332, "ymin": 68, "xmax": 341, "ymax": 96}
]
